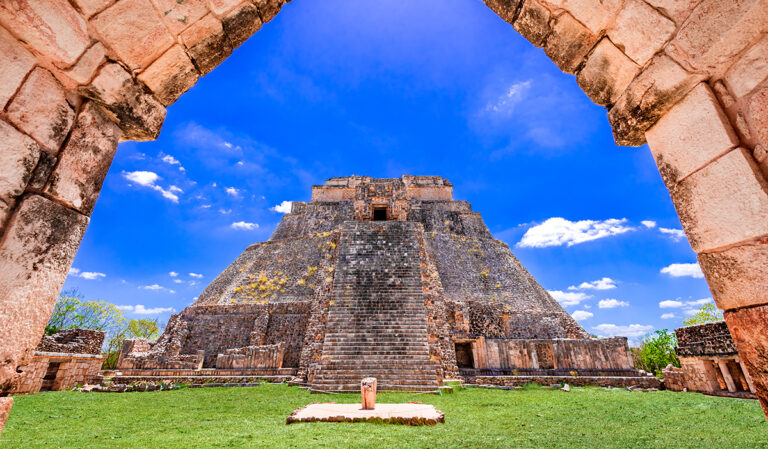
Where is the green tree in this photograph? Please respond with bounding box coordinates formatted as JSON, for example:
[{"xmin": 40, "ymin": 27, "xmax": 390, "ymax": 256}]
[
  {"xmin": 127, "ymin": 319, "xmax": 160, "ymax": 340},
  {"xmin": 103, "ymin": 319, "xmax": 163, "ymax": 369},
  {"xmin": 635, "ymin": 329, "xmax": 680, "ymax": 376},
  {"xmin": 46, "ymin": 289, "xmax": 126, "ymax": 335},
  {"xmin": 683, "ymin": 303, "xmax": 724, "ymax": 326}
]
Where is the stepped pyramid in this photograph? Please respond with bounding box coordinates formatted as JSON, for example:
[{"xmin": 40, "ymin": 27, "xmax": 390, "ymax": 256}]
[{"xmin": 117, "ymin": 176, "xmax": 636, "ymax": 392}]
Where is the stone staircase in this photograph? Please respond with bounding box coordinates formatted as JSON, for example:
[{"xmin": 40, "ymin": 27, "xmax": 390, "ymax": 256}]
[{"xmin": 309, "ymin": 221, "xmax": 439, "ymax": 392}]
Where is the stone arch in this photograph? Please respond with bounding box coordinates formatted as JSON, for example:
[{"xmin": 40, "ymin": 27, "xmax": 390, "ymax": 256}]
[{"xmin": 0, "ymin": 0, "xmax": 767, "ymax": 424}]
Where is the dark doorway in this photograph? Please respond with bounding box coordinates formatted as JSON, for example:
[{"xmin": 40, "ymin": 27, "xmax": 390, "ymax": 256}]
[
  {"xmin": 455, "ymin": 342, "xmax": 474, "ymax": 368},
  {"xmin": 40, "ymin": 362, "xmax": 60, "ymax": 391},
  {"xmin": 373, "ymin": 207, "xmax": 387, "ymax": 221}
]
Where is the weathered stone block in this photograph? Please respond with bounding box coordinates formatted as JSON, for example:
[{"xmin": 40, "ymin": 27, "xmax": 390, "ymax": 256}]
[
  {"xmin": 0, "ymin": 26, "xmax": 36, "ymax": 110},
  {"xmin": 0, "ymin": 195, "xmax": 89, "ymax": 394},
  {"xmin": 138, "ymin": 45, "xmax": 200, "ymax": 107},
  {"xmin": 543, "ymin": 12, "xmax": 598, "ymax": 74},
  {"xmin": 150, "ymin": 0, "xmax": 210, "ymax": 34},
  {"xmin": 207, "ymin": 0, "xmax": 243, "ymax": 16},
  {"xmin": 79, "ymin": 63, "xmax": 166, "ymax": 141},
  {"xmin": 6, "ymin": 68, "xmax": 75, "ymax": 152},
  {"xmin": 646, "ymin": 83, "xmax": 739, "ymax": 185},
  {"xmin": 643, "ymin": 0, "xmax": 702, "ymax": 25},
  {"xmin": 0, "ymin": 397, "xmax": 12, "ymax": 437},
  {"xmin": 222, "ymin": 2, "xmax": 263, "ymax": 49},
  {"xmin": 45, "ymin": 102, "xmax": 122, "ymax": 214},
  {"xmin": 725, "ymin": 35, "xmax": 768, "ymax": 99},
  {"xmin": 577, "ymin": 37, "xmax": 639, "ymax": 106},
  {"xmin": 724, "ymin": 306, "xmax": 768, "ymax": 416},
  {"xmin": 671, "ymin": 148, "xmax": 768, "ymax": 252},
  {"xmin": 540, "ymin": 0, "xmax": 622, "ymax": 34},
  {"xmin": 482, "ymin": 0, "xmax": 522, "ymax": 24},
  {"xmin": 747, "ymin": 86, "xmax": 768, "ymax": 150},
  {"xmin": 0, "ymin": 120, "xmax": 41, "ymax": 201},
  {"xmin": 72, "ymin": 0, "xmax": 113, "ymax": 18},
  {"xmin": 253, "ymin": 0, "xmax": 284, "ymax": 23},
  {"xmin": 513, "ymin": 0, "xmax": 551, "ymax": 47},
  {"xmin": 64, "ymin": 43, "xmax": 106, "ymax": 86},
  {"xmin": 26, "ymin": 151, "xmax": 58, "ymax": 192},
  {"xmin": 608, "ymin": 54, "xmax": 702, "ymax": 146},
  {"xmin": 666, "ymin": 0, "xmax": 768, "ymax": 73},
  {"xmin": 181, "ymin": 14, "xmax": 232, "ymax": 75},
  {"xmin": 699, "ymin": 238, "xmax": 768, "ymax": 311},
  {"xmin": 90, "ymin": 0, "xmax": 175, "ymax": 71},
  {"xmin": 608, "ymin": 0, "xmax": 676, "ymax": 66},
  {"xmin": 0, "ymin": 0, "xmax": 89, "ymax": 67}
]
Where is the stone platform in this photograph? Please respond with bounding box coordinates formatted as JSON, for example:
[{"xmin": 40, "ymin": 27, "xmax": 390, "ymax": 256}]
[{"xmin": 286, "ymin": 402, "xmax": 444, "ymax": 426}]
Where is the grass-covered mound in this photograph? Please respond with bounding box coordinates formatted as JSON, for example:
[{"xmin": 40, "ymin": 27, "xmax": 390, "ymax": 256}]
[{"xmin": 2, "ymin": 383, "xmax": 766, "ymax": 448}]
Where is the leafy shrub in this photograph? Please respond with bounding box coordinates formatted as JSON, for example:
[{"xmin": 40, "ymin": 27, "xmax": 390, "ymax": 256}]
[{"xmin": 634, "ymin": 329, "xmax": 680, "ymax": 376}]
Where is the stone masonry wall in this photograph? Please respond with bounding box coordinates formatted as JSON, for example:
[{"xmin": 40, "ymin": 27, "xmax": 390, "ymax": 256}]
[
  {"xmin": 475, "ymin": 337, "xmax": 633, "ymax": 371},
  {"xmin": 675, "ymin": 321, "xmax": 738, "ymax": 358},
  {"xmin": 36, "ymin": 329, "xmax": 105, "ymax": 355}
]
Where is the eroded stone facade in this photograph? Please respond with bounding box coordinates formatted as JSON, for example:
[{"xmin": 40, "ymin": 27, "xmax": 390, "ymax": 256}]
[{"xmin": 116, "ymin": 176, "xmax": 637, "ymax": 391}]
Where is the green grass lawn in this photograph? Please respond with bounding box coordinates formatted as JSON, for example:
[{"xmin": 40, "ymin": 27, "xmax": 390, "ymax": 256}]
[{"xmin": 2, "ymin": 384, "xmax": 766, "ymax": 448}]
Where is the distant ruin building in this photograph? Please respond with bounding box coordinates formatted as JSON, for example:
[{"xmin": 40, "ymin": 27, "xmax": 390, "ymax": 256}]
[
  {"xmin": 117, "ymin": 176, "xmax": 648, "ymax": 391},
  {"xmin": 664, "ymin": 322, "xmax": 757, "ymax": 397},
  {"xmin": 12, "ymin": 329, "xmax": 105, "ymax": 394}
]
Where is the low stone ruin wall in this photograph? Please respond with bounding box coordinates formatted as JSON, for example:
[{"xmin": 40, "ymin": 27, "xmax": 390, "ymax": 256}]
[
  {"xmin": 470, "ymin": 337, "xmax": 633, "ymax": 372},
  {"xmin": 116, "ymin": 338, "xmax": 204, "ymax": 370},
  {"xmin": 215, "ymin": 342, "xmax": 286, "ymax": 369},
  {"xmin": 10, "ymin": 329, "xmax": 106, "ymax": 394},
  {"xmin": 465, "ymin": 375, "xmax": 662, "ymax": 390}
]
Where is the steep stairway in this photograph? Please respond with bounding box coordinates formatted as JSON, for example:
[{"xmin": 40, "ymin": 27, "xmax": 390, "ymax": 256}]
[{"xmin": 309, "ymin": 221, "xmax": 439, "ymax": 392}]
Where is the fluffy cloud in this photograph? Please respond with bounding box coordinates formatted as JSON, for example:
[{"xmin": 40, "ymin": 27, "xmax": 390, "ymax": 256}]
[
  {"xmin": 140, "ymin": 284, "xmax": 176, "ymax": 294},
  {"xmin": 659, "ymin": 298, "xmax": 713, "ymax": 310},
  {"xmin": 173, "ymin": 279, "xmax": 183, "ymax": 284},
  {"xmin": 160, "ymin": 154, "xmax": 185, "ymax": 172},
  {"xmin": 484, "ymin": 80, "xmax": 532, "ymax": 115},
  {"xmin": 271, "ymin": 201, "xmax": 293, "ymax": 214},
  {"xmin": 598, "ymin": 299, "xmax": 629, "ymax": 309},
  {"xmin": 660, "ymin": 263, "xmax": 704, "ymax": 278},
  {"xmin": 225, "ymin": 187, "xmax": 240, "ymax": 197},
  {"xmin": 169, "ymin": 271, "xmax": 178, "ymax": 277},
  {"xmin": 568, "ymin": 277, "xmax": 617, "ymax": 291},
  {"xmin": 68, "ymin": 267, "xmax": 106, "ymax": 280},
  {"xmin": 231, "ymin": 221, "xmax": 258, "ymax": 231},
  {"xmin": 641, "ymin": 220, "xmax": 657, "ymax": 229},
  {"xmin": 661, "ymin": 313, "xmax": 676, "ymax": 319},
  {"xmin": 592, "ymin": 324, "xmax": 654, "ymax": 338},
  {"xmin": 659, "ymin": 228, "xmax": 686, "ymax": 241},
  {"xmin": 189, "ymin": 273, "xmax": 203, "ymax": 278},
  {"xmin": 117, "ymin": 304, "xmax": 176, "ymax": 315},
  {"xmin": 518, "ymin": 218, "xmax": 634, "ymax": 248},
  {"xmin": 123, "ymin": 170, "xmax": 180, "ymax": 203},
  {"xmin": 571, "ymin": 310, "xmax": 593, "ymax": 320},
  {"xmin": 548, "ymin": 290, "xmax": 592, "ymax": 307},
  {"xmin": 659, "ymin": 300, "xmax": 684, "ymax": 308}
]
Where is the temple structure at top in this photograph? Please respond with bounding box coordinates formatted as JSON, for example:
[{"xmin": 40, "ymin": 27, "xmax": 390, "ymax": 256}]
[{"xmin": 116, "ymin": 176, "xmax": 655, "ymax": 391}]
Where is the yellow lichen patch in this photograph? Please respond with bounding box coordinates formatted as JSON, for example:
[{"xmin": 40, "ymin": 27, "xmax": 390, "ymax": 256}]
[
  {"xmin": 480, "ymin": 270, "xmax": 489, "ymax": 278},
  {"xmin": 233, "ymin": 271, "xmax": 289, "ymax": 303}
]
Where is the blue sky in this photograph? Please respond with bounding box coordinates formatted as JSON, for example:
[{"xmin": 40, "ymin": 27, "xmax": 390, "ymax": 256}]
[{"xmin": 63, "ymin": 0, "xmax": 712, "ymax": 343}]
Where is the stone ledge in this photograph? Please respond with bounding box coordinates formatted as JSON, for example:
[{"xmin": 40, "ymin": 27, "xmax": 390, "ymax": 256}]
[{"xmin": 286, "ymin": 402, "xmax": 445, "ymax": 426}]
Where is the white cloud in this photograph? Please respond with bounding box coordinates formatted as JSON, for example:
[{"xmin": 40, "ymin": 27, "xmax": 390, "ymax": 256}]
[
  {"xmin": 271, "ymin": 201, "xmax": 293, "ymax": 214},
  {"xmin": 160, "ymin": 154, "xmax": 185, "ymax": 171},
  {"xmin": 68, "ymin": 267, "xmax": 106, "ymax": 280},
  {"xmin": 659, "ymin": 228, "xmax": 686, "ymax": 241},
  {"xmin": 548, "ymin": 290, "xmax": 592, "ymax": 307},
  {"xmin": 661, "ymin": 263, "xmax": 704, "ymax": 278},
  {"xmin": 219, "ymin": 208, "xmax": 232, "ymax": 215},
  {"xmin": 123, "ymin": 170, "xmax": 180, "ymax": 203},
  {"xmin": 140, "ymin": 284, "xmax": 175, "ymax": 294},
  {"xmin": 518, "ymin": 218, "xmax": 634, "ymax": 248},
  {"xmin": 189, "ymin": 273, "xmax": 203, "ymax": 278},
  {"xmin": 571, "ymin": 310, "xmax": 594, "ymax": 320},
  {"xmin": 661, "ymin": 313, "xmax": 677, "ymax": 319},
  {"xmin": 659, "ymin": 300, "xmax": 684, "ymax": 308},
  {"xmin": 641, "ymin": 220, "xmax": 657, "ymax": 229},
  {"xmin": 117, "ymin": 304, "xmax": 176, "ymax": 315},
  {"xmin": 231, "ymin": 221, "xmax": 258, "ymax": 231},
  {"xmin": 225, "ymin": 187, "xmax": 240, "ymax": 197},
  {"xmin": 592, "ymin": 324, "xmax": 654, "ymax": 338},
  {"xmin": 485, "ymin": 80, "xmax": 532, "ymax": 115},
  {"xmin": 568, "ymin": 277, "xmax": 617, "ymax": 291},
  {"xmin": 173, "ymin": 279, "xmax": 183, "ymax": 284},
  {"xmin": 687, "ymin": 298, "xmax": 713, "ymax": 306},
  {"xmin": 598, "ymin": 299, "xmax": 629, "ymax": 309},
  {"xmin": 169, "ymin": 271, "xmax": 178, "ymax": 277}
]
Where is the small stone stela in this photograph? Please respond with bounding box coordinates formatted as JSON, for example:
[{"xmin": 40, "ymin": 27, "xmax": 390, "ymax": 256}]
[{"xmin": 361, "ymin": 377, "xmax": 377, "ymax": 410}]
